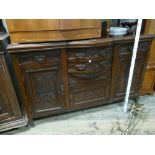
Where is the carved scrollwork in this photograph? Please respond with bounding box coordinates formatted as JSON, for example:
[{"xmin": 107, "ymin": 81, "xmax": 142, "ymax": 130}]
[
  {"xmin": 19, "ymin": 50, "xmax": 60, "ymax": 64},
  {"xmin": 119, "ymin": 42, "xmax": 149, "ymax": 54},
  {"xmin": 119, "ymin": 44, "xmax": 133, "ymax": 53},
  {"xmin": 34, "ymin": 55, "xmax": 46, "ymax": 62},
  {"xmin": 138, "ymin": 42, "xmax": 149, "ymax": 52},
  {"xmin": 34, "ymin": 73, "xmax": 57, "ymax": 106}
]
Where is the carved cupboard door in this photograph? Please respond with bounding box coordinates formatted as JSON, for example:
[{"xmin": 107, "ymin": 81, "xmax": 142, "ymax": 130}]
[
  {"xmin": 113, "ymin": 42, "xmax": 148, "ymax": 101},
  {"xmin": 19, "ymin": 51, "xmax": 65, "ymax": 118},
  {"xmin": 0, "ymin": 54, "xmax": 22, "ymax": 124}
]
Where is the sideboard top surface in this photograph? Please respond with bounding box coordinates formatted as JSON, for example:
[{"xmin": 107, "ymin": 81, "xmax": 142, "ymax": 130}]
[{"xmin": 7, "ymin": 34, "xmax": 155, "ymax": 53}]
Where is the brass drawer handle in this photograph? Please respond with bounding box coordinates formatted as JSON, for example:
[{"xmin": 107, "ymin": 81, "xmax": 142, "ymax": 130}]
[
  {"xmin": 76, "ymin": 64, "xmax": 86, "ymax": 71},
  {"xmin": 34, "ymin": 55, "xmax": 46, "ymax": 62},
  {"xmin": 75, "ymin": 52, "xmax": 86, "ymax": 57}
]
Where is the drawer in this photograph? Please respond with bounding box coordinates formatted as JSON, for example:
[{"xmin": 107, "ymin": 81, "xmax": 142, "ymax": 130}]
[
  {"xmin": 68, "ymin": 46, "xmax": 112, "ymax": 62},
  {"xmin": 18, "ymin": 50, "xmax": 61, "ymax": 65},
  {"xmin": 118, "ymin": 41, "xmax": 149, "ymax": 54},
  {"xmin": 68, "ymin": 60, "xmax": 112, "ymax": 72},
  {"xmin": 68, "ymin": 69, "xmax": 112, "ymax": 85}
]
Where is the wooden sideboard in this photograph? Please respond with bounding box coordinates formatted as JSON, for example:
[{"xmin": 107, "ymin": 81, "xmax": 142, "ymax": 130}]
[
  {"xmin": 141, "ymin": 20, "xmax": 155, "ymax": 95},
  {"xmin": 0, "ymin": 34, "xmax": 28, "ymax": 132},
  {"xmin": 6, "ymin": 19, "xmax": 102, "ymax": 43},
  {"xmin": 7, "ymin": 35, "xmax": 154, "ymax": 125}
]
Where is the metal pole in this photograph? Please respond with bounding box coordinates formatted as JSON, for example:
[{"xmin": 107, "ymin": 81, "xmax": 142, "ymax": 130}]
[{"xmin": 123, "ymin": 19, "xmax": 143, "ymax": 113}]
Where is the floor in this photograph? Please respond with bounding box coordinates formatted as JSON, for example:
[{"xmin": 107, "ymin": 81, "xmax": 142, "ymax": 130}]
[{"xmin": 1, "ymin": 94, "xmax": 155, "ymax": 135}]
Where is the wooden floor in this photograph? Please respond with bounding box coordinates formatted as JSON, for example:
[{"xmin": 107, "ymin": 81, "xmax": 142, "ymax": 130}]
[{"xmin": 1, "ymin": 94, "xmax": 155, "ymax": 135}]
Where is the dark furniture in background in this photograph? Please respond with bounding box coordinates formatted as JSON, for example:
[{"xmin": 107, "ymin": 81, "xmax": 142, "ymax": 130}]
[
  {"xmin": 7, "ymin": 35, "xmax": 154, "ymax": 125},
  {"xmin": 141, "ymin": 20, "xmax": 155, "ymax": 95},
  {"xmin": 0, "ymin": 33, "xmax": 28, "ymax": 132}
]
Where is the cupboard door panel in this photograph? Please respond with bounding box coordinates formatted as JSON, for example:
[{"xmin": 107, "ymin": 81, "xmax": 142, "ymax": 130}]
[
  {"xmin": 22, "ymin": 65, "xmax": 65, "ymax": 118},
  {"xmin": 70, "ymin": 79, "xmax": 111, "ymax": 108},
  {"xmin": 113, "ymin": 42, "xmax": 147, "ymax": 100},
  {"xmin": 114, "ymin": 57, "xmax": 144, "ymax": 100}
]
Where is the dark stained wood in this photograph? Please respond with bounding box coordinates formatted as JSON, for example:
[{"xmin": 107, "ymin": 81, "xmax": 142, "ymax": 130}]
[
  {"xmin": 0, "ymin": 33, "xmax": 28, "ymax": 132},
  {"xmin": 0, "ymin": 53, "xmax": 28, "ymax": 132},
  {"xmin": 11, "ymin": 54, "xmax": 34, "ymax": 126},
  {"xmin": 7, "ymin": 35, "xmax": 155, "ymax": 123},
  {"xmin": 0, "ymin": 53, "xmax": 21, "ymax": 122},
  {"xmin": 7, "ymin": 34, "xmax": 154, "ymax": 52},
  {"xmin": 61, "ymin": 49, "xmax": 70, "ymax": 110},
  {"xmin": 19, "ymin": 50, "xmax": 65, "ymax": 118},
  {"xmin": 67, "ymin": 45, "xmax": 112, "ymax": 110}
]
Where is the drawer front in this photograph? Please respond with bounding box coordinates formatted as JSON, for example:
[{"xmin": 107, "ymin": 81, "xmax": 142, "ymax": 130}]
[
  {"xmin": 18, "ymin": 50, "xmax": 61, "ymax": 65},
  {"xmin": 68, "ymin": 60, "xmax": 111, "ymax": 72},
  {"xmin": 68, "ymin": 69, "xmax": 112, "ymax": 85},
  {"xmin": 118, "ymin": 41, "xmax": 149, "ymax": 54},
  {"xmin": 68, "ymin": 46, "xmax": 112, "ymax": 61}
]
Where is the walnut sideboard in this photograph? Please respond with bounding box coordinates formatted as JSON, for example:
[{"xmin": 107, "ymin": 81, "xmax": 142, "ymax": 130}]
[{"xmin": 7, "ymin": 35, "xmax": 154, "ymax": 125}]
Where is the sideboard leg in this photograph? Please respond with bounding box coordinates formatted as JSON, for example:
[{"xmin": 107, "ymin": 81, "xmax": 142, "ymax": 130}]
[{"xmin": 28, "ymin": 120, "xmax": 35, "ymax": 127}]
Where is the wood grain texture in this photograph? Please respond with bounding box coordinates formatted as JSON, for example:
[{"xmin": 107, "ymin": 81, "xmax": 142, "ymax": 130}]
[
  {"xmin": 141, "ymin": 20, "xmax": 155, "ymax": 95},
  {"xmin": 11, "ymin": 54, "xmax": 34, "ymax": 126},
  {"xmin": 9, "ymin": 29, "xmax": 101, "ymax": 43},
  {"xmin": 7, "ymin": 34, "xmax": 155, "ymax": 52},
  {"xmin": 60, "ymin": 19, "xmax": 101, "ymax": 30},
  {"xmin": 6, "ymin": 19, "xmax": 102, "ymax": 43},
  {"xmin": 6, "ymin": 19, "xmax": 60, "ymax": 32}
]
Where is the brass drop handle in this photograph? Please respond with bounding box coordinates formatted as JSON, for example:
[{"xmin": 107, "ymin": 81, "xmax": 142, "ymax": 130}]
[
  {"xmin": 34, "ymin": 55, "xmax": 46, "ymax": 62},
  {"xmin": 75, "ymin": 52, "xmax": 86, "ymax": 57}
]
